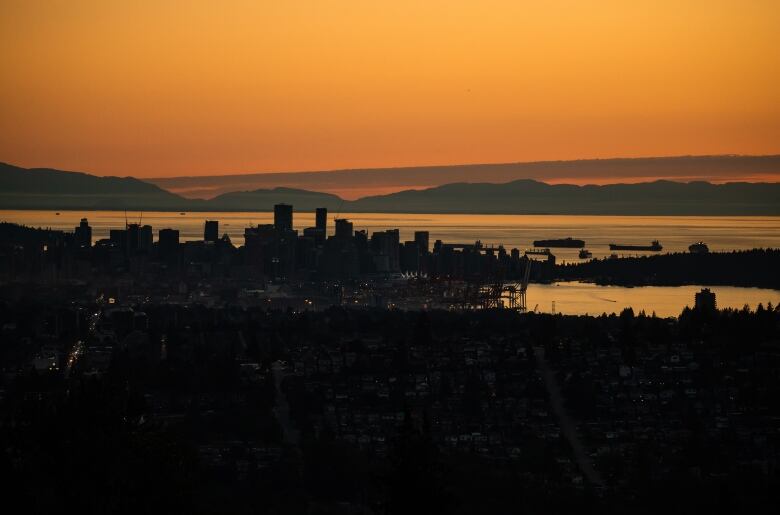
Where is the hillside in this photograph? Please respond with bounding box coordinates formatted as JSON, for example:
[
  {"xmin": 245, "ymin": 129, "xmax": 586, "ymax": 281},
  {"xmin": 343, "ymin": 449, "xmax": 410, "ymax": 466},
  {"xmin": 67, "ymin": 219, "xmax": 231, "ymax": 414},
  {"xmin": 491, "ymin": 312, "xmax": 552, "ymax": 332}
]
[
  {"xmin": 0, "ymin": 162, "xmax": 195, "ymax": 210},
  {"xmin": 208, "ymin": 187, "xmax": 343, "ymax": 211},
  {"xmin": 2, "ymin": 162, "xmax": 780, "ymax": 215},
  {"xmin": 146, "ymin": 155, "xmax": 780, "ymax": 199},
  {"xmin": 347, "ymin": 179, "xmax": 780, "ymax": 215}
]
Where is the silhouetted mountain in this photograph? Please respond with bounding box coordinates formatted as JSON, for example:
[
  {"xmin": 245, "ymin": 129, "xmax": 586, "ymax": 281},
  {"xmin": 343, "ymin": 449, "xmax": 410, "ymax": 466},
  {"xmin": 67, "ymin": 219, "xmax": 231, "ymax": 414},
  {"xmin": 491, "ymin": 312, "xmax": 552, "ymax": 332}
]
[
  {"xmin": 348, "ymin": 179, "xmax": 780, "ymax": 215},
  {"xmin": 0, "ymin": 162, "xmax": 195, "ymax": 210},
  {"xmin": 146, "ymin": 155, "xmax": 780, "ymax": 199},
  {"xmin": 2, "ymin": 162, "xmax": 779, "ymax": 215},
  {"xmin": 208, "ymin": 187, "xmax": 343, "ymax": 211}
]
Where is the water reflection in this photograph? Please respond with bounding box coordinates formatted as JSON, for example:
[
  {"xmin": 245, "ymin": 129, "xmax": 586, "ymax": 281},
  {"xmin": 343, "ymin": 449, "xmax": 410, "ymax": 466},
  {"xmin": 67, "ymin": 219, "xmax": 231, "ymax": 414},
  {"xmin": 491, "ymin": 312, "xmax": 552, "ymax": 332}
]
[{"xmin": 530, "ymin": 282, "xmax": 780, "ymax": 317}]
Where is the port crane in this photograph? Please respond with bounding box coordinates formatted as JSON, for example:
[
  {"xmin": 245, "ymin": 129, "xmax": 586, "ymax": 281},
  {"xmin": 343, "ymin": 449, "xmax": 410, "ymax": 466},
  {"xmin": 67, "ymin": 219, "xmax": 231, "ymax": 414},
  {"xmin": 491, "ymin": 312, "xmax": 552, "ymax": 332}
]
[
  {"xmin": 469, "ymin": 256, "xmax": 532, "ymax": 311},
  {"xmin": 433, "ymin": 247, "xmax": 533, "ymax": 312}
]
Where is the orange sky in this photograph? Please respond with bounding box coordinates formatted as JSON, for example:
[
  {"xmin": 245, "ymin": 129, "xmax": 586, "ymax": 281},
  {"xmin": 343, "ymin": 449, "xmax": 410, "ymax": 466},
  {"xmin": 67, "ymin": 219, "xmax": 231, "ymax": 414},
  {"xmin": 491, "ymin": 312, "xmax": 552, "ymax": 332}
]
[{"xmin": 1, "ymin": 0, "xmax": 779, "ymax": 179}]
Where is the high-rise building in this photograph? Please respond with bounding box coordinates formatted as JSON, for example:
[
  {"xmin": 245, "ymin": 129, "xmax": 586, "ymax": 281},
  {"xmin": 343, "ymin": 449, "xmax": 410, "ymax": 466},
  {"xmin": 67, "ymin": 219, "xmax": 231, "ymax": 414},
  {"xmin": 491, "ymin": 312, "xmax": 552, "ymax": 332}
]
[
  {"xmin": 414, "ymin": 231, "xmax": 430, "ymax": 253},
  {"xmin": 244, "ymin": 225, "xmax": 274, "ymax": 275},
  {"xmin": 158, "ymin": 228, "xmax": 179, "ymax": 245},
  {"xmin": 139, "ymin": 225, "xmax": 153, "ymax": 251},
  {"xmin": 244, "ymin": 223, "xmax": 297, "ymax": 279},
  {"xmin": 126, "ymin": 223, "xmax": 153, "ymax": 252},
  {"xmin": 386, "ymin": 229, "xmax": 400, "ymax": 271},
  {"xmin": 303, "ymin": 226, "xmax": 326, "ymax": 246},
  {"xmin": 158, "ymin": 228, "xmax": 180, "ymax": 258},
  {"xmin": 335, "ymin": 219, "xmax": 353, "ymax": 240},
  {"xmin": 274, "ymin": 204, "xmax": 293, "ymax": 231},
  {"xmin": 695, "ymin": 288, "xmax": 717, "ymax": 311},
  {"xmin": 74, "ymin": 218, "xmax": 92, "ymax": 248},
  {"xmin": 109, "ymin": 229, "xmax": 127, "ymax": 249},
  {"xmin": 353, "ymin": 229, "xmax": 368, "ymax": 249},
  {"xmin": 126, "ymin": 224, "xmax": 140, "ymax": 251},
  {"xmin": 204, "ymin": 220, "xmax": 219, "ymax": 242},
  {"xmin": 401, "ymin": 241, "xmax": 421, "ymax": 273},
  {"xmin": 371, "ymin": 229, "xmax": 400, "ymax": 271},
  {"xmin": 315, "ymin": 208, "xmax": 327, "ymax": 232}
]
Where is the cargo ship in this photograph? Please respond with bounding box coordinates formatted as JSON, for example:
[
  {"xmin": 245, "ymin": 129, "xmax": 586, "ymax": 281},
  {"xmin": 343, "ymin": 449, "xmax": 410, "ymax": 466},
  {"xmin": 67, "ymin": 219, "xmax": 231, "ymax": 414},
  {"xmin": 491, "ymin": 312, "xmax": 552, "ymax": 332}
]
[
  {"xmin": 609, "ymin": 240, "xmax": 662, "ymax": 252},
  {"xmin": 533, "ymin": 237, "xmax": 585, "ymax": 248}
]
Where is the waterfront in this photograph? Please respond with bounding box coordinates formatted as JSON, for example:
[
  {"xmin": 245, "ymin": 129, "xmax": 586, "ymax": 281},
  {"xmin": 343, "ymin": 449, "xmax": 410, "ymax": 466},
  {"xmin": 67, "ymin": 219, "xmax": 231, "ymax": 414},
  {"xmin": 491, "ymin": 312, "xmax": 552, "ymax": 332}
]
[
  {"xmin": 528, "ymin": 281, "xmax": 780, "ymax": 317},
  {"xmin": 3, "ymin": 210, "xmax": 778, "ymax": 316},
  {"xmin": 3, "ymin": 210, "xmax": 780, "ymax": 263}
]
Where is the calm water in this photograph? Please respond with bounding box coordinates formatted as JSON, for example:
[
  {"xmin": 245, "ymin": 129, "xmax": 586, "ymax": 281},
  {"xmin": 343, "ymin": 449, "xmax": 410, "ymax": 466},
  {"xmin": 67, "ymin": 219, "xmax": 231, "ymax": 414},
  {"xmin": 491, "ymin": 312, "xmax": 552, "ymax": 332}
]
[
  {"xmin": 527, "ymin": 282, "xmax": 779, "ymax": 317},
  {"xmin": 3, "ymin": 210, "xmax": 778, "ymax": 316}
]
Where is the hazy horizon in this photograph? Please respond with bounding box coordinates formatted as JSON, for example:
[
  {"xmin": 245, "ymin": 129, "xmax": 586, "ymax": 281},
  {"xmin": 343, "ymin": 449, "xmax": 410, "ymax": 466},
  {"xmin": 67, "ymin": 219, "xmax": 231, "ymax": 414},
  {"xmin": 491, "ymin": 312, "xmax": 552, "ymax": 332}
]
[
  {"xmin": 2, "ymin": 1, "xmax": 779, "ymax": 187},
  {"xmin": 5, "ymin": 154, "xmax": 780, "ymax": 200},
  {"xmin": 132, "ymin": 154, "xmax": 780, "ymax": 199}
]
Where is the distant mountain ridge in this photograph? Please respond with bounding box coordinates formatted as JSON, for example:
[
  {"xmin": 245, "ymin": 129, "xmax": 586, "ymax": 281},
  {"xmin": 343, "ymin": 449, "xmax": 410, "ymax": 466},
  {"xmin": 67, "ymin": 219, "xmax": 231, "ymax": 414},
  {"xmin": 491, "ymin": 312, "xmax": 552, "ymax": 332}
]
[
  {"xmin": 1, "ymin": 161, "xmax": 779, "ymax": 215},
  {"xmin": 348, "ymin": 179, "xmax": 780, "ymax": 215},
  {"xmin": 209, "ymin": 187, "xmax": 343, "ymax": 211},
  {"xmin": 146, "ymin": 154, "xmax": 780, "ymax": 199},
  {"xmin": 0, "ymin": 162, "xmax": 193, "ymax": 210}
]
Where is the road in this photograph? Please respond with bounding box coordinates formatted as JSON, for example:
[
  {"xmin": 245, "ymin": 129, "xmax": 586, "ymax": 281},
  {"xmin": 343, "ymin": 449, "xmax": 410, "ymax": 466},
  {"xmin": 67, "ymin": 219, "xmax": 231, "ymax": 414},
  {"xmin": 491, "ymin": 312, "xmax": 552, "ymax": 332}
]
[
  {"xmin": 65, "ymin": 310, "xmax": 101, "ymax": 379},
  {"xmin": 535, "ymin": 347, "xmax": 604, "ymax": 487}
]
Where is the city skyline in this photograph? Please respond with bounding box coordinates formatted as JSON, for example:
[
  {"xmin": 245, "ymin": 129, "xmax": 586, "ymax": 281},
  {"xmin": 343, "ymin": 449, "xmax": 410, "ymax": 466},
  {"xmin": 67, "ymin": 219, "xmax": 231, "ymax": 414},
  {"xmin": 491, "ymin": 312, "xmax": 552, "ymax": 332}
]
[{"xmin": 2, "ymin": 2, "xmax": 779, "ymax": 512}]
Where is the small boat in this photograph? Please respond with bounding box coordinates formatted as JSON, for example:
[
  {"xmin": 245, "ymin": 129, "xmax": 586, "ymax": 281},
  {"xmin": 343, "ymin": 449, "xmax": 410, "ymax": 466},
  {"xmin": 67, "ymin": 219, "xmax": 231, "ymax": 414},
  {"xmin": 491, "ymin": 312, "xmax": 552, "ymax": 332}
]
[
  {"xmin": 578, "ymin": 249, "xmax": 592, "ymax": 259},
  {"xmin": 688, "ymin": 241, "xmax": 709, "ymax": 254},
  {"xmin": 55, "ymin": 212, "xmax": 60, "ymax": 215},
  {"xmin": 180, "ymin": 212, "xmax": 186, "ymax": 215}
]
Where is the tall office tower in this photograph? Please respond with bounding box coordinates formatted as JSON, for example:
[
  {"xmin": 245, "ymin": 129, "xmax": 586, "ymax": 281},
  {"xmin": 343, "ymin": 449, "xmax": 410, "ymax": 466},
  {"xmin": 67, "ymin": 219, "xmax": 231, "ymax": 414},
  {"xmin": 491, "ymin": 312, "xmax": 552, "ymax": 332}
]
[
  {"xmin": 110, "ymin": 229, "xmax": 127, "ymax": 249},
  {"xmin": 204, "ymin": 220, "xmax": 219, "ymax": 242},
  {"xmin": 353, "ymin": 229, "xmax": 368, "ymax": 249},
  {"xmin": 126, "ymin": 223, "xmax": 140, "ymax": 251},
  {"xmin": 126, "ymin": 223, "xmax": 153, "ymax": 252},
  {"xmin": 371, "ymin": 229, "xmax": 400, "ymax": 271},
  {"xmin": 274, "ymin": 203, "xmax": 293, "ymax": 231},
  {"xmin": 158, "ymin": 228, "xmax": 180, "ymax": 257},
  {"xmin": 139, "ymin": 225, "xmax": 153, "ymax": 251},
  {"xmin": 414, "ymin": 231, "xmax": 430, "ymax": 253},
  {"xmin": 387, "ymin": 229, "xmax": 400, "ymax": 271},
  {"xmin": 335, "ymin": 218, "xmax": 353, "ymax": 240},
  {"xmin": 74, "ymin": 218, "xmax": 92, "ymax": 248},
  {"xmin": 315, "ymin": 207, "xmax": 327, "ymax": 232},
  {"xmin": 400, "ymin": 241, "xmax": 421, "ymax": 273}
]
